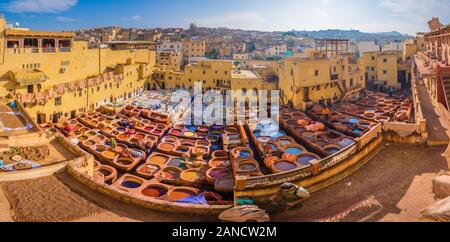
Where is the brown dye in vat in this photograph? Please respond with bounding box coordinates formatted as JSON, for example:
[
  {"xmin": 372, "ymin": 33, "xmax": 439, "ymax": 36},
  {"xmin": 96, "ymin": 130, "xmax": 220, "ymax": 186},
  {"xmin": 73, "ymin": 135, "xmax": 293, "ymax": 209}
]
[{"xmin": 274, "ymin": 161, "xmax": 297, "ymax": 171}]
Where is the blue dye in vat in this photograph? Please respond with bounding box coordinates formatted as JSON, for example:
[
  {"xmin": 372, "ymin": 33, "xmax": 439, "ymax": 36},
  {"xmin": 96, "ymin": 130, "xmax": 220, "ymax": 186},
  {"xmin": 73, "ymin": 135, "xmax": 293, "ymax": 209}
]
[
  {"xmin": 285, "ymin": 147, "xmax": 303, "ymax": 155},
  {"xmin": 339, "ymin": 138, "xmax": 355, "ymax": 147},
  {"xmin": 268, "ymin": 131, "xmax": 285, "ymax": 138},
  {"xmin": 122, "ymin": 180, "xmax": 141, "ymax": 189},
  {"xmin": 360, "ymin": 123, "xmax": 370, "ymax": 128},
  {"xmin": 239, "ymin": 151, "xmax": 251, "ymax": 158},
  {"xmin": 349, "ymin": 119, "xmax": 360, "ymax": 124},
  {"xmin": 326, "ymin": 148, "xmax": 340, "ymax": 154},
  {"xmin": 353, "ymin": 128, "xmax": 364, "ymax": 133},
  {"xmin": 168, "ymin": 158, "xmax": 184, "ymax": 168},
  {"xmin": 186, "ymin": 126, "xmax": 197, "ymax": 131},
  {"xmin": 211, "ymin": 145, "xmax": 220, "ymax": 151},
  {"xmin": 297, "ymin": 156, "xmax": 316, "ymax": 166}
]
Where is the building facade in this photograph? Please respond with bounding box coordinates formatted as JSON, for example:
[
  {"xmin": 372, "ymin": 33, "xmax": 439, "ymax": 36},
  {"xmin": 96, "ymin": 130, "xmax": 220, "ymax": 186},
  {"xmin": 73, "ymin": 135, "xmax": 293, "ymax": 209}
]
[{"xmin": 0, "ymin": 16, "xmax": 156, "ymax": 124}]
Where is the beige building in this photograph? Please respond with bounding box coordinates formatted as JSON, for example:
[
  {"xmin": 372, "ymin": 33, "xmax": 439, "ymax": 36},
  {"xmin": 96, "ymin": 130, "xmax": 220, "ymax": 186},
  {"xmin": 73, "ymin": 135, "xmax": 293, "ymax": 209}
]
[
  {"xmin": 183, "ymin": 39, "xmax": 206, "ymax": 58},
  {"xmin": 151, "ymin": 60, "xmax": 277, "ymax": 93},
  {"xmin": 0, "ymin": 16, "xmax": 156, "ymax": 124},
  {"xmin": 278, "ymin": 50, "xmax": 364, "ymax": 110},
  {"xmin": 156, "ymin": 50, "xmax": 183, "ymax": 71},
  {"xmin": 361, "ymin": 51, "xmax": 402, "ymax": 90}
]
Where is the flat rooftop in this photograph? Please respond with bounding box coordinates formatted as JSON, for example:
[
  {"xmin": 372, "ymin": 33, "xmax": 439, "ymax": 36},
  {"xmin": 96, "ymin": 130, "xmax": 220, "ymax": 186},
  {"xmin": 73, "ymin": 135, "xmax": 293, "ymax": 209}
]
[{"xmin": 231, "ymin": 70, "xmax": 259, "ymax": 79}]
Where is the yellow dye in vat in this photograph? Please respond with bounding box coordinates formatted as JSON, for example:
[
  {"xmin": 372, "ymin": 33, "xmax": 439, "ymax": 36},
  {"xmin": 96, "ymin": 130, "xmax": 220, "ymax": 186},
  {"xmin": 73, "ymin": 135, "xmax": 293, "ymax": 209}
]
[{"xmin": 150, "ymin": 155, "xmax": 169, "ymax": 165}]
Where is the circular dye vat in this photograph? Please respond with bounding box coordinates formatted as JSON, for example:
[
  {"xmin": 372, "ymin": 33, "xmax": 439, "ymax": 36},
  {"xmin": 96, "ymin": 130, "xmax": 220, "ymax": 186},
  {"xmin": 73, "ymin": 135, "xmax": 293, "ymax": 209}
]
[
  {"xmin": 277, "ymin": 138, "xmax": 293, "ymax": 147},
  {"xmin": 237, "ymin": 150, "xmax": 251, "ymax": 158},
  {"xmin": 324, "ymin": 146, "xmax": 341, "ymax": 154},
  {"xmin": 117, "ymin": 158, "xmax": 133, "ymax": 166},
  {"xmin": 84, "ymin": 140, "xmax": 95, "ymax": 146},
  {"xmin": 141, "ymin": 185, "xmax": 168, "ymax": 198},
  {"xmin": 181, "ymin": 170, "xmax": 202, "ymax": 182},
  {"xmin": 349, "ymin": 119, "xmax": 360, "ymax": 124},
  {"xmin": 213, "ymin": 151, "xmax": 228, "ymax": 158},
  {"xmin": 359, "ymin": 122, "xmax": 371, "ymax": 128},
  {"xmin": 118, "ymin": 134, "xmax": 128, "ymax": 140},
  {"xmin": 177, "ymin": 146, "xmax": 190, "ymax": 153},
  {"xmin": 78, "ymin": 136, "xmax": 88, "ymax": 141},
  {"xmin": 186, "ymin": 126, "xmax": 197, "ymax": 131},
  {"xmin": 168, "ymin": 189, "xmax": 197, "ymax": 202},
  {"xmin": 270, "ymin": 131, "xmax": 286, "ymax": 139},
  {"xmin": 352, "ymin": 128, "xmax": 364, "ymax": 134},
  {"xmin": 159, "ymin": 143, "xmax": 175, "ymax": 151},
  {"xmin": 170, "ymin": 129, "xmax": 183, "ymax": 136},
  {"xmin": 338, "ymin": 138, "xmax": 356, "ymax": 147},
  {"xmin": 184, "ymin": 131, "xmax": 195, "ymax": 137},
  {"xmin": 135, "ymin": 133, "xmax": 145, "ymax": 139},
  {"xmin": 208, "ymin": 168, "xmax": 230, "ymax": 179},
  {"xmin": 297, "ymin": 155, "xmax": 318, "ymax": 166},
  {"xmin": 102, "ymin": 150, "xmax": 117, "ymax": 159},
  {"xmin": 121, "ymin": 177, "xmax": 142, "ymax": 189},
  {"xmin": 162, "ymin": 168, "xmax": 181, "ymax": 180},
  {"xmin": 326, "ymin": 132, "xmax": 341, "ymax": 140},
  {"xmin": 193, "ymin": 147, "xmax": 208, "ymax": 154},
  {"xmin": 363, "ymin": 113, "xmax": 376, "ymax": 119},
  {"xmin": 98, "ymin": 168, "xmax": 112, "ymax": 177},
  {"xmin": 274, "ymin": 161, "xmax": 297, "ymax": 171},
  {"xmin": 167, "ymin": 158, "xmax": 184, "ymax": 168},
  {"xmin": 285, "ymin": 147, "xmax": 303, "ymax": 155},
  {"xmin": 239, "ymin": 162, "xmax": 256, "ymax": 171},
  {"xmin": 149, "ymin": 155, "xmax": 169, "ymax": 165}
]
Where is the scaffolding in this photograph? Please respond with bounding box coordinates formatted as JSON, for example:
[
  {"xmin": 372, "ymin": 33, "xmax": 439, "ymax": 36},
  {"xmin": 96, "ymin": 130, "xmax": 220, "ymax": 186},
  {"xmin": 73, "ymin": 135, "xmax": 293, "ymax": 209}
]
[{"xmin": 314, "ymin": 39, "xmax": 349, "ymax": 59}]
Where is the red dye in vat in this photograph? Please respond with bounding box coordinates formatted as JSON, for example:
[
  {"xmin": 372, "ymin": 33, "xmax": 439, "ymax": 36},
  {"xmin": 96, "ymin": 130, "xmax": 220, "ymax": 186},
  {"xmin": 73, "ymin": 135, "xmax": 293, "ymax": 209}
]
[
  {"xmin": 142, "ymin": 186, "xmax": 168, "ymax": 198},
  {"xmin": 170, "ymin": 129, "xmax": 182, "ymax": 136}
]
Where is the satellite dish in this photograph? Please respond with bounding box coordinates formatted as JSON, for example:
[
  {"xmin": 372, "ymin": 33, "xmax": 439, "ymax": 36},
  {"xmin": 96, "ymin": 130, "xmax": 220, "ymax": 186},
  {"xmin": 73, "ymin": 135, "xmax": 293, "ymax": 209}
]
[{"xmin": 15, "ymin": 22, "xmax": 20, "ymax": 27}]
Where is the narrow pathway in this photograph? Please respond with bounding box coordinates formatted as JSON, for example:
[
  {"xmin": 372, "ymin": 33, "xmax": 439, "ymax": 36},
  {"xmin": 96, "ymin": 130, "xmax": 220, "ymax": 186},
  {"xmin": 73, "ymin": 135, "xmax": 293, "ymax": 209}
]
[
  {"xmin": 273, "ymin": 143, "xmax": 447, "ymax": 222},
  {"xmin": 0, "ymin": 187, "xmax": 12, "ymax": 222},
  {"xmin": 415, "ymin": 76, "xmax": 450, "ymax": 145}
]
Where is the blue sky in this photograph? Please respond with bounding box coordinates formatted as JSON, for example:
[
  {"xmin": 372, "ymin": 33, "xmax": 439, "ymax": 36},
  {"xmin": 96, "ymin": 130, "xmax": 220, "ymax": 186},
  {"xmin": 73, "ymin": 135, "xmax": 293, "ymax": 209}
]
[{"xmin": 0, "ymin": 0, "xmax": 449, "ymax": 34}]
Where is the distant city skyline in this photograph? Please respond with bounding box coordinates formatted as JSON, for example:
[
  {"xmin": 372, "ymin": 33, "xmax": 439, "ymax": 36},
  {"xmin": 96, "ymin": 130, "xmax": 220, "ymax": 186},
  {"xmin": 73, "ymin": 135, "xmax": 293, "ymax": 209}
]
[{"xmin": 1, "ymin": 0, "xmax": 449, "ymax": 34}]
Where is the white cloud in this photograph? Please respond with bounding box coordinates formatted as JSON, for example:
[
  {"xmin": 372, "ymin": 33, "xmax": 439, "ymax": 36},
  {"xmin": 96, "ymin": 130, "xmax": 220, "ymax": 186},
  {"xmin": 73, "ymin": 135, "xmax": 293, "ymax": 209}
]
[
  {"xmin": 121, "ymin": 15, "xmax": 142, "ymax": 21},
  {"xmin": 191, "ymin": 11, "xmax": 265, "ymax": 30},
  {"xmin": 380, "ymin": 0, "xmax": 450, "ymax": 15},
  {"xmin": 4, "ymin": 0, "xmax": 78, "ymax": 13},
  {"xmin": 56, "ymin": 16, "xmax": 75, "ymax": 22}
]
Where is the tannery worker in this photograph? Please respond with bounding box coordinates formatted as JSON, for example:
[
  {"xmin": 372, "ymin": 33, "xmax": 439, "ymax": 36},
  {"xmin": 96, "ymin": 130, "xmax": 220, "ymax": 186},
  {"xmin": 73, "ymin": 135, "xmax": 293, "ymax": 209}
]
[
  {"xmin": 270, "ymin": 183, "xmax": 311, "ymax": 213},
  {"xmin": 322, "ymin": 106, "xmax": 331, "ymax": 119}
]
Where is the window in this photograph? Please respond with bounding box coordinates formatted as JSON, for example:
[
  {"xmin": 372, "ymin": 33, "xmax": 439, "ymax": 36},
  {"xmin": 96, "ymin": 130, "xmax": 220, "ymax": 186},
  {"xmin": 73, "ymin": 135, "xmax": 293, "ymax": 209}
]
[
  {"xmin": 316, "ymin": 85, "xmax": 321, "ymax": 91},
  {"xmin": 383, "ymin": 70, "xmax": 388, "ymax": 74},
  {"xmin": 371, "ymin": 56, "xmax": 375, "ymax": 60},
  {"xmin": 315, "ymin": 70, "xmax": 319, "ymax": 76},
  {"xmin": 27, "ymin": 85, "xmax": 34, "ymax": 94},
  {"xmin": 383, "ymin": 58, "xmax": 387, "ymax": 63},
  {"xmin": 55, "ymin": 97, "xmax": 62, "ymax": 106}
]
